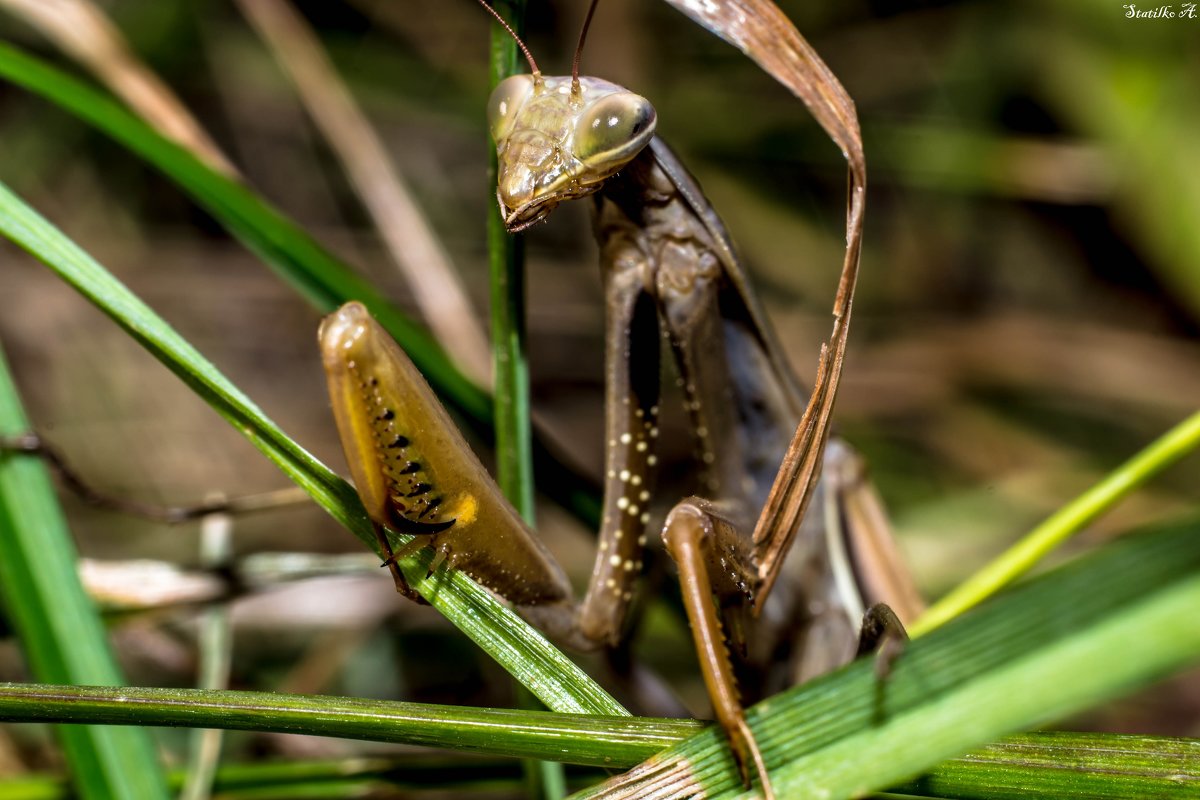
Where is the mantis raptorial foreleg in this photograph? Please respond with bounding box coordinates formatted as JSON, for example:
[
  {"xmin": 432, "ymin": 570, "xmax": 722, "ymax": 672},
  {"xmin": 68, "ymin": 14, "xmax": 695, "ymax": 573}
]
[
  {"xmin": 318, "ymin": 303, "xmax": 574, "ymax": 606},
  {"xmin": 577, "ymin": 266, "xmax": 661, "ymax": 645},
  {"xmin": 659, "ymin": 498, "xmax": 765, "ymax": 786}
]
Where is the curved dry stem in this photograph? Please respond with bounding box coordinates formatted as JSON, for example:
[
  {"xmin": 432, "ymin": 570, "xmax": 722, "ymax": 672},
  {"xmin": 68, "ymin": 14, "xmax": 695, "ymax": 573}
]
[
  {"xmin": 235, "ymin": 0, "xmax": 493, "ymax": 385},
  {"xmin": 0, "ymin": 0, "xmax": 234, "ymax": 174}
]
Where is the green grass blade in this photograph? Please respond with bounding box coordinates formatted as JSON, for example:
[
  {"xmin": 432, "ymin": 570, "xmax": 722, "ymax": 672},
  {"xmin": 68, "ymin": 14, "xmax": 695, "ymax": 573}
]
[
  {"xmin": 0, "ymin": 178, "xmax": 622, "ymax": 717},
  {"xmin": 914, "ymin": 408, "xmax": 1200, "ymax": 635},
  {"xmin": 0, "ymin": 42, "xmax": 602, "ymax": 529},
  {"xmin": 893, "ymin": 731, "xmax": 1200, "ymax": 799},
  {"xmin": 0, "ymin": 684, "xmax": 698, "ymax": 768},
  {"xmin": 0, "ymin": 347, "xmax": 170, "ymax": 800},
  {"xmin": 569, "ymin": 517, "xmax": 1200, "ymax": 799}
]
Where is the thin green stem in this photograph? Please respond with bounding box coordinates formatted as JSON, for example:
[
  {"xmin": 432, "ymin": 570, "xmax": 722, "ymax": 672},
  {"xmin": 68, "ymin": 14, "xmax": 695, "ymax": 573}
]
[
  {"xmin": 0, "ymin": 684, "xmax": 699, "ymax": 768},
  {"xmin": 913, "ymin": 408, "xmax": 1200, "ymax": 636},
  {"xmin": 488, "ymin": 0, "xmax": 536, "ymax": 553},
  {"xmin": 180, "ymin": 510, "xmax": 234, "ymax": 800},
  {"xmin": 486, "ymin": 2, "xmax": 562, "ymax": 797}
]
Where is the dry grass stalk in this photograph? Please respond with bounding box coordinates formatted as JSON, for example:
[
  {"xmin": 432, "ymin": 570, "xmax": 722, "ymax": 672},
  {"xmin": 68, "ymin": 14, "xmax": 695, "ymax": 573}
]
[
  {"xmin": 0, "ymin": 0, "xmax": 235, "ymax": 175},
  {"xmin": 235, "ymin": 0, "xmax": 493, "ymax": 386}
]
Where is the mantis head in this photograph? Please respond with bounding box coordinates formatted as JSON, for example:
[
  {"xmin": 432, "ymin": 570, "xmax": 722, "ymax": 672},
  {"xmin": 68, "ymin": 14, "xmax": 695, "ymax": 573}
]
[{"xmin": 488, "ymin": 73, "xmax": 657, "ymax": 231}]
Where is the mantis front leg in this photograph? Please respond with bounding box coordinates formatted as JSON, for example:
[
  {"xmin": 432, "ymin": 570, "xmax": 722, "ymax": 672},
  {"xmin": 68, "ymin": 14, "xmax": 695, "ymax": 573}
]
[
  {"xmin": 576, "ymin": 259, "xmax": 661, "ymax": 645},
  {"xmin": 657, "ymin": 452, "xmax": 916, "ymax": 799},
  {"xmin": 318, "ymin": 302, "xmax": 576, "ymax": 615},
  {"xmin": 659, "ymin": 499, "xmax": 769, "ymax": 794}
]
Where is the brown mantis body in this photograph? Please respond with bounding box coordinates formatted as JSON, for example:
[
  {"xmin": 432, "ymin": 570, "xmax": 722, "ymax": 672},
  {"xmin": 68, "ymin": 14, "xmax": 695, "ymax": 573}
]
[{"xmin": 320, "ymin": 2, "xmax": 922, "ymax": 796}]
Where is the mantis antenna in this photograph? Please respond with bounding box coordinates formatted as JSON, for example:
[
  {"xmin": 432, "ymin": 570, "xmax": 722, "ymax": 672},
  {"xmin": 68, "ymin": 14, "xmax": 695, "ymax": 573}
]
[
  {"xmin": 571, "ymin": 0, "xmax": 602, "ymax": 93},
  {"xmin": 474, "ymin": 0, "xmax": 541, "ymax": 76}
]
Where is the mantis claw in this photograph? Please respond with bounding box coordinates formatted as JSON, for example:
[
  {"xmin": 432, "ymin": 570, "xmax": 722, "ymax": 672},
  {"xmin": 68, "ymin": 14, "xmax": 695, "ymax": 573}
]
[
  {"xmin": 368, "ymin": 521, "xmax": 423, "ymax": 604},
  {"xmin": 730, "ymin": 716, "xmax": 776, "ymax": 800},
  {"xmin": 320, "ymin": 302, "xmax": 571, "ymax": 608},
  {"xmin": 427, "ymin": 545, "xmax": 450, "ymax": 578},
  {"xmin": 856, "ymin": 602, "xmax": 909, "ymax": 677}
]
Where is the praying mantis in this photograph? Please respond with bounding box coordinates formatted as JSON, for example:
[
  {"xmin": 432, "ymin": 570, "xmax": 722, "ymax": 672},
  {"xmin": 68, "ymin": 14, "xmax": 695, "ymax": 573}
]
[
  {"xmin": 319, "ymin": 0, "xmax": 923, "ymax": 795},
  {"xmin": 0, "ymin": 3, "xmax": 1195, "ymax": 796}
]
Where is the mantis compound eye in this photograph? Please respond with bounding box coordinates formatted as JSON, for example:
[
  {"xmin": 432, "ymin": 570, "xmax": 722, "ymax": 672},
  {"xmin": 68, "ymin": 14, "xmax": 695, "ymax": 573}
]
[
  {"xmin": 572, "ymin": 92, "xmax": 657, "ymax": 169},
  {"xmin": 487, "ymin": 73, "xmax": 537, "ymax": 146}
]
